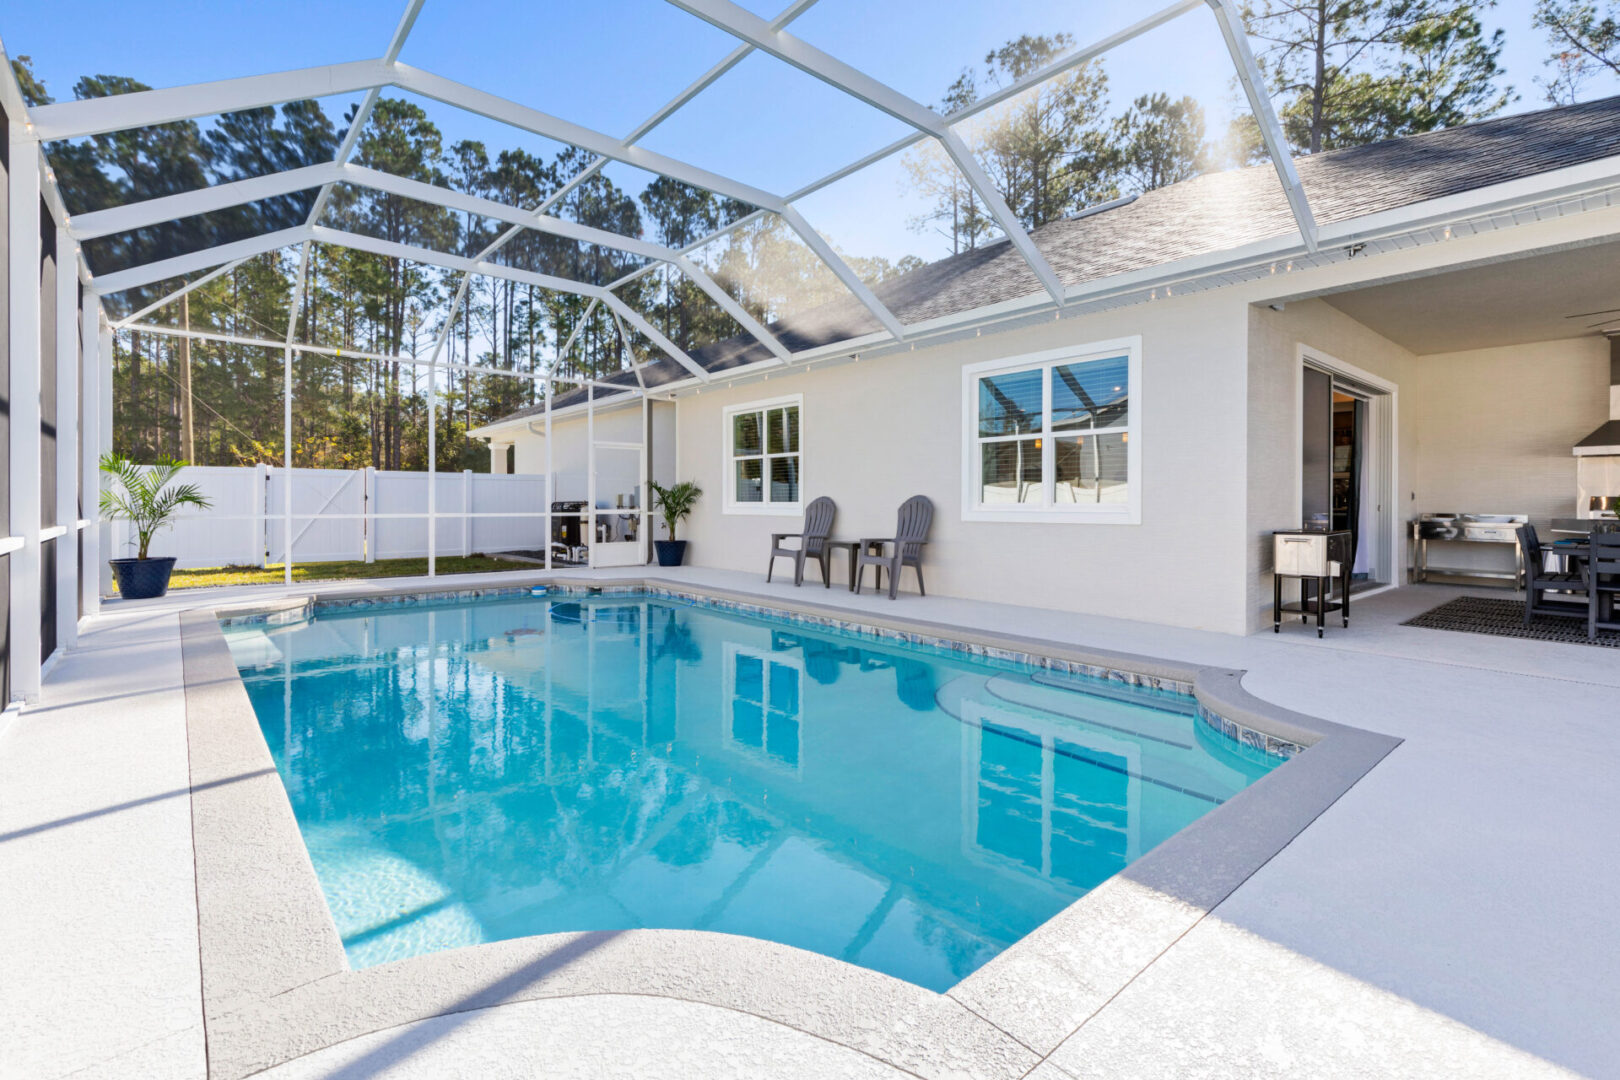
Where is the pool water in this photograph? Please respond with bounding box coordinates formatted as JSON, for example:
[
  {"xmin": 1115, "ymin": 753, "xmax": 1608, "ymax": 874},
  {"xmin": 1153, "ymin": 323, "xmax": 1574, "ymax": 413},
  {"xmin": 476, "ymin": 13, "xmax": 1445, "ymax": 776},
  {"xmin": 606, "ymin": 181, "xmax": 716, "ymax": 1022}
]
[{"xmin": 228, "ymin": 594, "xmax": 1282, "ymax": 991}]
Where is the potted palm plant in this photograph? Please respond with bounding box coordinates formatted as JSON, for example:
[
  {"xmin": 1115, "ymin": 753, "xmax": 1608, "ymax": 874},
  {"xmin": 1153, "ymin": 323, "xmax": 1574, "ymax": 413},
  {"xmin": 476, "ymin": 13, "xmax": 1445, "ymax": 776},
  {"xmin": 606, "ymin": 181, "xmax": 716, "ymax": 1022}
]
[
  {"xmin": 648, "ymin": 480, "xmax": 701, "ymax": 567},
  {"xmin": 100, "ymin": 454, "xmax": 211, "ymax": 599}
]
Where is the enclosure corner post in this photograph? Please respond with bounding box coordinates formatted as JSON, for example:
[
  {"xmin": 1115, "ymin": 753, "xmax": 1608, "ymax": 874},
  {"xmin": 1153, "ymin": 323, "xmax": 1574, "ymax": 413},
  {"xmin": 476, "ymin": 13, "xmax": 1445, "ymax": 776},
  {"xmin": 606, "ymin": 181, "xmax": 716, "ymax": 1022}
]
[
  {"xmin": 55, "ymin": 226, "xmax": 81, "ymax": 651},
  {"xmin": 8, "ymin": 122, "xmax": 45, "ymax": 702}
]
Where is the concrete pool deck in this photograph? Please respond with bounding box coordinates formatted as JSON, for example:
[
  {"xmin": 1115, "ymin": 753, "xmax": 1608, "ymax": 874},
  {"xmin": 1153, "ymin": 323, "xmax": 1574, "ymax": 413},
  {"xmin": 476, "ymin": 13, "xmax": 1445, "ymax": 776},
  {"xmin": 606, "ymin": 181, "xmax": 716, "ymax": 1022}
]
[{"xmin": 4, "ymin": 568, "xmax": 1617, "ymax": 1079}]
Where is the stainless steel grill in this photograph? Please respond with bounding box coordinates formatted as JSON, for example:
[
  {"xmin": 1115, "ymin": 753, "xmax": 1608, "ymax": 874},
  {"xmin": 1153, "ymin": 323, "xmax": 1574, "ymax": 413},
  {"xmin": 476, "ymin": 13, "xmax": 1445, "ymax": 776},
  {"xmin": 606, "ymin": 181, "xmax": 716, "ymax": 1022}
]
[{"xmin": 1411, "ymin": 513, "xmax": 1528, "ymax": 587}]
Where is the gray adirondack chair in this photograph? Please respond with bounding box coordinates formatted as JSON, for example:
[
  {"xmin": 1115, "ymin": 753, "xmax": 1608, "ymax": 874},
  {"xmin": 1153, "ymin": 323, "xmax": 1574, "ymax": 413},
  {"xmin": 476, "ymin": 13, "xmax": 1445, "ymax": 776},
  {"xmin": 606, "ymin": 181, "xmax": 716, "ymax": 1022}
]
[
  {"xmin": 768, "ymin": 496, "xmax": 838, "ymax": 587},
  {"xmin": 856, "ymin": 495, "xmax": 933, "ymax": 600}
]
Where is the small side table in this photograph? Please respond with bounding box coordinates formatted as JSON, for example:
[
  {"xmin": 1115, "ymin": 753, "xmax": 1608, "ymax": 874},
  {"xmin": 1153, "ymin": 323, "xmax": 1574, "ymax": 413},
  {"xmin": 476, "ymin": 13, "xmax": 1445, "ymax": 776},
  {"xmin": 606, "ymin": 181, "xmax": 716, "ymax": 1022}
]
[{"xmin": 821, "ymin": 540, "xmax": 866, "ymax": 592}]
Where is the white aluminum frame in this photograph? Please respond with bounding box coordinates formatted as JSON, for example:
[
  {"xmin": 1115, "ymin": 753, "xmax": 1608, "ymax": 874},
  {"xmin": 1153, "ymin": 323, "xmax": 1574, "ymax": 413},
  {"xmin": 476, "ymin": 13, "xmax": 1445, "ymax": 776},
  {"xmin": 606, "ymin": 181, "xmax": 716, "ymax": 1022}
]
[
  {"xmin": 961, "ymin": 338, "xmax": 1143, "ymax": 526},
  {"xmin": 8, "ymin": 119, "xmax": 43, "ymax": 701},
  {"xmin": 55, "ymin": 225, "xmax": 81, "ymax": 650},
  {"xmin": 0, "ymin": 0, "xmax": 1611, "ymax": 703},
  {"xmin": 722, "ymin": 393, "xmax": 804, "ymax": 516}
]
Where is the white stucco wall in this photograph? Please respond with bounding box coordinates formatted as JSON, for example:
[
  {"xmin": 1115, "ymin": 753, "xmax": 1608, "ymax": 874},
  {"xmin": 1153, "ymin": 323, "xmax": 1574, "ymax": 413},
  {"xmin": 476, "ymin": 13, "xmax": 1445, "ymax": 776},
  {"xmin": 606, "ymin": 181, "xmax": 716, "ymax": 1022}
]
[
  {"xmin": 504, "ymin": 400, "xmax": 675, "ymax": 513},
  {"xmin": 471, "ymin": 202, "xmax": 1620, "ymax": 633},
  {"xmin": 1411, "ymin": 338, "xmax": 1610, "ymax": 521},
  {"xmin": 1245, "ymin": 299, "xmax": 1419, "ymax": 630},
  {"xmin": 671, "ymin": 296, "xmax": 1255, "ymax": 634}
]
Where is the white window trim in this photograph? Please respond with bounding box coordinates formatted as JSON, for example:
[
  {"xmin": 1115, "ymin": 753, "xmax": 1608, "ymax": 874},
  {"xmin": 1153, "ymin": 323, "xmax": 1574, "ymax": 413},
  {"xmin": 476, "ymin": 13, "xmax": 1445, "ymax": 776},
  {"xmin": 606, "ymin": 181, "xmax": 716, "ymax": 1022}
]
[
  {"xmin": 960, "ymin": 336, "xmax": 1142, "ymax": 525},
  {"xmin": 723, "ymin": 393, "xmax": 805, "ymax": 516}
]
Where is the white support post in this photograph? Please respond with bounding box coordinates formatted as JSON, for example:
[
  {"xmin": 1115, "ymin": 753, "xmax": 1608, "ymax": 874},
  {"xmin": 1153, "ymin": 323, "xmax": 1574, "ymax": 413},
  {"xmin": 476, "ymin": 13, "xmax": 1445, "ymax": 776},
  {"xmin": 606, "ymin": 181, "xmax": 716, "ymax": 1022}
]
[
  {"xmin": 544, "ymin": 380, "xmax": 554, "ymax": 571},
  {"xmin": 461, "ymin": 469, "xmax": 472, "ymax": 557},
  {"xmin": 427, "ymin": 338, "xmax": 437, "ymax": 577},
  {"xmin": 54, "ymin": 227, "xmax": 80, "ymax": 650},
  {"xmin": 586, "ymin": 385, "xmax": 596, "ymax": 570},
  {"xmin": 363, "ymin": 466, "xmax": 377, "ymax": 563},
  {"xmin": 80, "ymin": 302, "xmax": 102, "ymax": 617},
  {"xmin": 254, "ymin": 462, "xmax": 268, "ymax": 567},
  {"xmin": 9, "ymin": 123, "xmax": 43, "ymax": 702},
  {"xmin": 98, "ymin": 323, "xmax": 113, "ymax": 599},
  {"xmin": 282, "ymin": 243, "xmax": 312, "ymax": 584},
  {"xmin": 641, "ymin": 393, "xmax": 651, "ymax": 566}
]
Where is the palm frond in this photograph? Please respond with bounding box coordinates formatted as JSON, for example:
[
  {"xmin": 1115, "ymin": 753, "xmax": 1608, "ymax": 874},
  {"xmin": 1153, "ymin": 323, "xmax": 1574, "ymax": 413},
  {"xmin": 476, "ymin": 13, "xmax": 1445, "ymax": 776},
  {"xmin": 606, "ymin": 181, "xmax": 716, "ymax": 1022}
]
[{"xmin": 99, "ymin": 454, "xmax": 213, "ymax": 559}]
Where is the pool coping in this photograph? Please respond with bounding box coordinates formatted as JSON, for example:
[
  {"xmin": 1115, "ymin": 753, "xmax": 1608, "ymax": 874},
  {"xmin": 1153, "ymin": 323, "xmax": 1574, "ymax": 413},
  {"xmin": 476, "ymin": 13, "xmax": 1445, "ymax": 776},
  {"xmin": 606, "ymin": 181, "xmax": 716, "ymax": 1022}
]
[{"xmin": 182, "ymin": 575, "xmax": 1401, "ymax": 1078}]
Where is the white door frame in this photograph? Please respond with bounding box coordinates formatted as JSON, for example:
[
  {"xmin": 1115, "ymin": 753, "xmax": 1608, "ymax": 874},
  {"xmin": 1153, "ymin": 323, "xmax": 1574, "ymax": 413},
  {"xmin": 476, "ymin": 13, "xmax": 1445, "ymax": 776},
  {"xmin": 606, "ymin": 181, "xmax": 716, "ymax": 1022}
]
[{"xmin": 1293, "ymin": 344, "xmax": 1401, "ymax": 596}]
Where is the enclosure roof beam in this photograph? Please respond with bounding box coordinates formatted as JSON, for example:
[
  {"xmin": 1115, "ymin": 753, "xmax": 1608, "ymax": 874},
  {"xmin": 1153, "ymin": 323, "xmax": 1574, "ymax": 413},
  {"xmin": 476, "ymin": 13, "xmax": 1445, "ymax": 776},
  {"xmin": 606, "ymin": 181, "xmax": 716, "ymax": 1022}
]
[
  {"xmin": 69, "ymin": 162, "xmax": 344, "ymax": 240},
  {"xmin": 423, "ymin": 0, "xmax": 812, "ymax": 372},
  {"xmin": 310, "ymin": 226, "xmax": 712, "ymax": 381},
  {"xmin": 111, "ymin": 256, "xmax": 252, "ymax": 328},
  {"xmin": 340, "ymin": 163, "xmax": 682, "ymax": 261},
  {"xmin": 389, "ymin": 64, "xmax": 784, "ymax": 212},
  {"xmin": 1205, "ymin": 0, "xmax": 1319, "ymax": 250},
  {"xmin": 781, "ymin": 0, "xmax": 1201, "ymax": 205},
  {"xmin": 668, "ymin": 0, "xmax": 940, "ymax": 131},
  {"xmin": 308, "ymin": 225, "xmax": 606, "ymax": 297},
  {"xmin": 91, "ymin": 224, "xmax": 314, "ymax": 295},
  {"xmin": 662, "ymin": 0, "xmax": 1068, "ymax": 306},
  {"xmin": 779, "ymin": 205, "xmax": 906, "ymax": 340},
  {"xmin": 120, "ymin": 320, "xmax": 637, "ymax": 389},
  {"xmin": 607, "ymin": 208, "xmax": 766, "ymax": 291},
  {"xmin": 605, "ymin": 0, "xmax": 1197, "ymax": 292},
  {"xmin": 28, "ymin": 59, "xmax": 395, "ymax": 142},
  {"xmin": 599, "ymin": 292, "xmax": 711, "ymax": 383},
  {"xmin": 673, "ymin": 256, "xmax": 791, "ymax": 361},
  {"xmin": 303, "ymin": 0, "xmax": 426, "ymax": 228}
]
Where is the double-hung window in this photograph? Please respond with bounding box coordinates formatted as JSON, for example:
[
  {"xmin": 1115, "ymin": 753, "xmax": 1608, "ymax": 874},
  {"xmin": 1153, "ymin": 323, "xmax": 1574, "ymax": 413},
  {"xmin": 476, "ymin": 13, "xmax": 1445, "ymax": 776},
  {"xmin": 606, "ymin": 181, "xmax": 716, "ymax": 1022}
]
[
  {"xmin": 962, "ymin": 338, "xmax": 1141, "ymax": 524},
  {"xmin": 725, "ymin": 395, "xmax": 802, "ymax": 514}
]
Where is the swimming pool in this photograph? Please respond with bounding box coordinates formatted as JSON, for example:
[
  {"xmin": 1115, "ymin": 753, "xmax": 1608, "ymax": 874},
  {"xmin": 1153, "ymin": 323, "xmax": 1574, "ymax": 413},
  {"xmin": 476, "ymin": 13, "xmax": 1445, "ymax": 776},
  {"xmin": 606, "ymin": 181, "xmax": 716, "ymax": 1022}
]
[{"xmin": 227, "ymin": 590, "xmax": 1286, "ymax": 992}]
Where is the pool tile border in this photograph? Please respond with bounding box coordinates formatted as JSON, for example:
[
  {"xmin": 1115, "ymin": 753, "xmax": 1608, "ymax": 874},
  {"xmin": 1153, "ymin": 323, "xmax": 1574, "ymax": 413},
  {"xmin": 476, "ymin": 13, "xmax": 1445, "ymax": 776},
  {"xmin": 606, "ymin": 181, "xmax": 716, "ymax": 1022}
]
[{"xmin": 180, "ymin": 573, "xmax": 1400, "ymax": 1078}]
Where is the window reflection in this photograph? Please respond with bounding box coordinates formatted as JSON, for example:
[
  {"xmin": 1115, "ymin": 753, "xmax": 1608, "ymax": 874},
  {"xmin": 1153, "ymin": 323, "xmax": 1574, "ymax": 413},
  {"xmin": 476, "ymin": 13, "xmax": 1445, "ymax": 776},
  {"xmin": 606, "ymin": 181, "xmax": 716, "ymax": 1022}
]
[
  {"xmin": 725, "ymin": 646, "xmax": 802, "ymax": 770},
  {"xmin": 966, "ymin": 705, "xmax": 1139, "ymax": 891},
  {"xmin": 1054, "ymin": 433, "xmax": 1127, "ymax": 504},
  {"xmin": 980, "ymin": 440, "xmax": 1042, "ymax": 504}
]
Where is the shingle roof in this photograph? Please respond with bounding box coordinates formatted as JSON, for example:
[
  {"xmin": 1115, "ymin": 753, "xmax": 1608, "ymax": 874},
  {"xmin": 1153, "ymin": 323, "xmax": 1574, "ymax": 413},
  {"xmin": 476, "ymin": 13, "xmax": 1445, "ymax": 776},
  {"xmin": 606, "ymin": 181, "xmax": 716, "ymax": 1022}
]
[{"xmin": 484, "ymin": 94, "xmax": 1620, "ymax": 428}]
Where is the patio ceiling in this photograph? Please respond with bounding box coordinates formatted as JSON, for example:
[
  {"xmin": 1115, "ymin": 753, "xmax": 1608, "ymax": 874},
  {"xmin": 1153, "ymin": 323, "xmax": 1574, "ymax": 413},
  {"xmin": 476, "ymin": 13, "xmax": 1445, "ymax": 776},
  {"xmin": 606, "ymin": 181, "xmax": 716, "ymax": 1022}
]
[
  {"xmin": 1321, "ymin": 239, "xmax": 1620, "ymax": 354},
  {"xmin": 0, "ymin": 0, "xmax": 1323, "ymax": 391}
]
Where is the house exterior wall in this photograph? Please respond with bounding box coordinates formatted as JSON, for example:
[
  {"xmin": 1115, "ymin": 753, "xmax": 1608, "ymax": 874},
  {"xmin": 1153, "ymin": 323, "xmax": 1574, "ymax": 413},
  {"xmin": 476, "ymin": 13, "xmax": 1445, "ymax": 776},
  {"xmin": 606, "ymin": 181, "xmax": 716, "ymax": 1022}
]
[
  {"xmin": 1412, "ymin": 337, "xmax": 1610, "ymax": 521},
  {"xmin": 507, "ymin": 399, "xmax": 673, "ymax": 508},
  {"xmin": 1245, "ymin": 299, "xmax": 1418, "ymax": 631},
  {"xmin": 672, "ymin": 296, "xmax": 1255, "ymax": 634},
  {"xmin": 471, "ymin": 203, "xmax": 1620, "ymax": 634}
]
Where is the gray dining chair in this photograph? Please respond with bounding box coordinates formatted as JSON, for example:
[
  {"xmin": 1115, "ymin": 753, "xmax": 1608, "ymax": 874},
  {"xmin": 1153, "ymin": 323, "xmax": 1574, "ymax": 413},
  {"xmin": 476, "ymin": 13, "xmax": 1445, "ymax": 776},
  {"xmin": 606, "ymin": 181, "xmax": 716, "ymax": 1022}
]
[
  {"xmin": 1585, "ymin": 532, "xmax": 1620, "ymax": 640},
  {"xmin": 768, "ymin": 496, "xmax": 837, "ymax": 587},
  {"xmin": 1517, "ymin": 524, "xmax": 1586, "ymax": 626},
  {"xmin": 856, "ymin": 495, "xmax": 933, "ymax": 600}
]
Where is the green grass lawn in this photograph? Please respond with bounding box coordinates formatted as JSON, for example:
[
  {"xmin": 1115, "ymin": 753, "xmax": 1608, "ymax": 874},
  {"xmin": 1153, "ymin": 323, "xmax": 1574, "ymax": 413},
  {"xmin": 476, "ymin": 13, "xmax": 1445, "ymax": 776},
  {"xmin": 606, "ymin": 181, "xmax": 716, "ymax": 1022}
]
[{"xmin": 161, "ymin": 555, "xmax": 531, "ymax": 591}]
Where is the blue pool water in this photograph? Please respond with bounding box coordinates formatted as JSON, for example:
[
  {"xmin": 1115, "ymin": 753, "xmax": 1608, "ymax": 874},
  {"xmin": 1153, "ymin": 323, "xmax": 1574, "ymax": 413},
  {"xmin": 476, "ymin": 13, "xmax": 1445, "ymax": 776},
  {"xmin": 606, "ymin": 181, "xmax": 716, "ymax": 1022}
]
[{"xmin": 227, "ymin": 594, "xmax": 1283, "ymax": 991}]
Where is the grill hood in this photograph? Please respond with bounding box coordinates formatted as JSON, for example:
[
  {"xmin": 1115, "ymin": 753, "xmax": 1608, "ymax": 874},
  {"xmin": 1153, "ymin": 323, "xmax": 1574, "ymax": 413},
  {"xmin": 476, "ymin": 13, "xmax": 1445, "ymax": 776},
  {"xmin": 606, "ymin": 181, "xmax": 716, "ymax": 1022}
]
[{"xmin": 1573, "ymin": 336, "xmax": 1620, "ymax": 456}]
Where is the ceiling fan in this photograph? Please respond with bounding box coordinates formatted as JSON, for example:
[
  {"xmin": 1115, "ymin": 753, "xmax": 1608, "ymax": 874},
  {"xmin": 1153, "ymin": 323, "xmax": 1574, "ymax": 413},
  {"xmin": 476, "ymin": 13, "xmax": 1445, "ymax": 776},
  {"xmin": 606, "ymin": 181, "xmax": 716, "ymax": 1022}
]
[{"xmin": 1562, "ymin": 305, "xmax": 1620, "ymax": 331}]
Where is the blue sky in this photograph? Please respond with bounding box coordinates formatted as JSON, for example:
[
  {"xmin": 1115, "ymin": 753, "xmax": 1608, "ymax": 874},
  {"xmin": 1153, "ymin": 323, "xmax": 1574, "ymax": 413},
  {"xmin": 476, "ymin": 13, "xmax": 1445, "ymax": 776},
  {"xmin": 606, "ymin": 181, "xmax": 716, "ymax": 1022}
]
[{"xmin": 5, "ymin": 0, "xmax": 1616, "ymax": 268}]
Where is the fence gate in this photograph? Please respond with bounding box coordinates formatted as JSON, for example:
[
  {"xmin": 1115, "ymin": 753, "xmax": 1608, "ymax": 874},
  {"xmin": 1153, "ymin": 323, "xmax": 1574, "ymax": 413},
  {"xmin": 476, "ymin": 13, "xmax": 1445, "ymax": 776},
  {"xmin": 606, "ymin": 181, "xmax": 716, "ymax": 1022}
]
[{"xmin": 266, "ymin": 467, "xmax": 366, "ymax": 565}]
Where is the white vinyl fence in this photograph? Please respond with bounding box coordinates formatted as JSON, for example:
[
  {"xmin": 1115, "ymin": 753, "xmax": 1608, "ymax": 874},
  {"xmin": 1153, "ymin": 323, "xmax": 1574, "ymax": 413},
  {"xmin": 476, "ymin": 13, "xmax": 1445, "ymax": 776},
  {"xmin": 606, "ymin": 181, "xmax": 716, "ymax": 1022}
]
[{"xmin": 109, "ymin": 466, "xmax": 551, "ymax": 569}]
